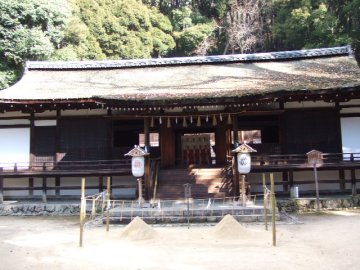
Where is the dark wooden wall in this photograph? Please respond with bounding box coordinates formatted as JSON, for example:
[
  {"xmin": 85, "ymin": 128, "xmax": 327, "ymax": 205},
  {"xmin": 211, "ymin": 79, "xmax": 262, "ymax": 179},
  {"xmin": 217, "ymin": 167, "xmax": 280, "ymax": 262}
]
[{"xmin": 282, "ymin": 109, "xmax": 341, "ymax": 154}]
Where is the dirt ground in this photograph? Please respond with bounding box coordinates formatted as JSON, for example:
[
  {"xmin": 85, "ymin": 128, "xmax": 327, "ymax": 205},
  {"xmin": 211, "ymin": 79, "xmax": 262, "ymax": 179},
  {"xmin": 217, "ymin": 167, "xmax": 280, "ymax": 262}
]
[{"xmin": 0, "ymin": 211, "xmax": 360, "ymax": 270}]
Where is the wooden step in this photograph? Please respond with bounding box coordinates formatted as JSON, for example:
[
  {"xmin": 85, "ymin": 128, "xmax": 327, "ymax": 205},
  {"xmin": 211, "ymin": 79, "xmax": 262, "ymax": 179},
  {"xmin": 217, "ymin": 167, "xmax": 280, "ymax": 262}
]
[{"xmin": 156, "ymin": 166, "xmax": 233, "ymax": 199}]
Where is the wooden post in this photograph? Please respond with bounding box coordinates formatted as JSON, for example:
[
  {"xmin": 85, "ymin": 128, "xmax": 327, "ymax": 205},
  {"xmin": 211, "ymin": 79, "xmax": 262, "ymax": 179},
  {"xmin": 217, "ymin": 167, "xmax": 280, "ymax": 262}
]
[
  {"xmin": 339, "ymin": 169, "xmax": 346, "ymax": 192},
  {"xmin": 263, "ymin": 173, "xmax": 268, "ymax": 231},
  {"xmin": 270, "ymin": 173, "xmax": 276, "ymax": 247},
  {"xmin": 350, "ymin": 154, "xmax": 357, "ymax": 196},
  {"xmin": 106, "ymin": 176, "xmax": 111, "ymax": 232},
  {"xmin": 241, "ymin": 174, "xmax": 246, "ymax": 206},
  {"xmin": 42, "ymin": 164, "xmax": 47, "ymax": 203},
  {"xmin": 232, "ymin": 156, "xmax": 240, "ymax": 197},
  {"xmin": 0, "ymin": 168, "xmax": 3, "ymax": 204},
  {"xmin": 79, "ymin": 177, "xmax": 85, "ymax": 247},
  {"xmin": 282, "ymin": 171, "xmax": 289, "ymax": 193},
  {"xmin": 289, "ymin": 169, "xmax": 294, "ymax": 192},
  {"xmin": 98, "ymin": 175, "xmax": 103, "ymax": 193},
  {"xmin": 29, "ymin": 112, "xmax": 35, "ymax": 171},
  {"xmin": 55, "ymin": 176, "xmax": 60, "ymax": 197},
  {"xmin": 29, "ymin": 177, "xmax": 34, "ymax": 197},
  {"xmin": 137, "ymin": 178, "xmax": 143, "ymax": 207},
  {"xmin": 313, "ymin": 165, "xmax": 320, "ymax": 212},
  {"xmin": 91, "ymin": 197, "xmax": 96, "ymax": 219}
]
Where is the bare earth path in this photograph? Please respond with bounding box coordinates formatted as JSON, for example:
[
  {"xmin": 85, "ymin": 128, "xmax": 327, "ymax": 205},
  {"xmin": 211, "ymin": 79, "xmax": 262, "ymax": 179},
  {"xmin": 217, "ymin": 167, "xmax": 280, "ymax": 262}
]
[{"xmin": 0, "ymin": 211, "xmax": 359, "ymax": 270}]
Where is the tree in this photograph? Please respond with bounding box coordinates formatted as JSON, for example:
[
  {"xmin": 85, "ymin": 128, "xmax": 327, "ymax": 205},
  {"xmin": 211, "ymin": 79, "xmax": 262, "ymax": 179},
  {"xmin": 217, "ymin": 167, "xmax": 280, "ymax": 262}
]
[
  {"xmin": 223, "ymin": 0, "xmax": 272, "ymax": 54},
  {"xmin": 71, "ymin": 0, "xmax": 175, "ymax": 59},
  {"xmin": 0, "ymin": 0, "xmax": 70, "ymax": 88}
]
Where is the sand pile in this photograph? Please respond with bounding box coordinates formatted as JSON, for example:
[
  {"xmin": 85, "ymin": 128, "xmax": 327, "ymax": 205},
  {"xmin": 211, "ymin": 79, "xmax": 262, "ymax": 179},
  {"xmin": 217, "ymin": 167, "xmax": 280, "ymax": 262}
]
[
  {"xmin": 207, "ymin": 214, "xmax": 252, "ymax": 239},
  {"xmin": 119, "ymin": 217, "xmax": 158, "ymax": 241}
]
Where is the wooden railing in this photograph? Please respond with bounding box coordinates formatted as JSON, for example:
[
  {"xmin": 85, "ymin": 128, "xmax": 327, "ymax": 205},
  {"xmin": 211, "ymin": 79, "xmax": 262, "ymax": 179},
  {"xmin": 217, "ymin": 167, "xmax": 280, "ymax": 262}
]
[{"xmin": 251, "ymin": 152, "xmax": 360, "ymax": 169}]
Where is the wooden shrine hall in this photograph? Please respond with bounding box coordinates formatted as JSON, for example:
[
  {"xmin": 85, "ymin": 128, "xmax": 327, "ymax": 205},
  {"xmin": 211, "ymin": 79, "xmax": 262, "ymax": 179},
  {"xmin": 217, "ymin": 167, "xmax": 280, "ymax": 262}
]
[{"xmin": 0, "ymin": 45, "xmax": 360, "ymax": 201}]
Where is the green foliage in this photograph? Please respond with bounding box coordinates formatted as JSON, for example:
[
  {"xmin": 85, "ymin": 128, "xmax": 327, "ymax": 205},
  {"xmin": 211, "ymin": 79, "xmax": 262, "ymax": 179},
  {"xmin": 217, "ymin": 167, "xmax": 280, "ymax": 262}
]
[
  {"xmin": 0, "ymin": 0, "xmax": 70, "ymax": 65},
  {"xmin": 0, "ymin": 63, "xmax": 20, "ymax": 89},
  {"xmin": 178, "ymin": 23, "xmax": 215, "ymax": 55},
  {"xmin": 272, "ymin": 0, "xmax": 357, "ymax": 50},
  {"xmin": 72, "ymin": 0, "xmax": 175, "ymax": 59},
  {"xmin": 0, "ymin": 0, "xmax": 70, "ymax": 89}
]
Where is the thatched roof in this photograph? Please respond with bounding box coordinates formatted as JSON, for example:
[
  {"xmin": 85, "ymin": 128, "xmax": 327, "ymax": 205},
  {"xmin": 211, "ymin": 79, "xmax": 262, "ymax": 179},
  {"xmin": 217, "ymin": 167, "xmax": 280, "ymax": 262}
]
[{"xmin": 0, "ymin": 46, "xmax": 359, "ymax": 106}]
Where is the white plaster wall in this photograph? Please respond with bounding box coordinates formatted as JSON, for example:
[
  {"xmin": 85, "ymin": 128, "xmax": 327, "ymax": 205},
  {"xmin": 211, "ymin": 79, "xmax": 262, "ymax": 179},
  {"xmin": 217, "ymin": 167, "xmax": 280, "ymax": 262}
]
[
  {"xmin": 34, "ymin": 120, "xmax": 56, "ymax": 126},
  {"xmin": 0, "ymin": 128, "xmax": 30, "ymax": 169},
  {"xmin": 341, "ymin": 117, "xmax": 360, "ymax": 153},
  {"xmin": 0, "ymin": 119, "xmax": 30, "ymax": 125},
  {"xmin": 33, "ymin": 177, "xmax": 56, "ymax": 196},
  {"xmin": 3, "ymin": 177, "xmax": 29, "ymax": 196},
  {"xmin": 341, "ymin": 107, "xmax": 360, "ymax": 114},
  {"xmin": 111, "ymin": 175, "xmax": 136, "ymax": 197},
  {"xmin": 247, "ymin": 172, "xmax": 283, "ymax": 193},
  {"xmin": 0, "ymin": 112, "xmax": 30, "ymax": 118},
  {"xmin": 284, "ymin": 101, "xmax": 334, "ymax": 109},
  {"xmin": 61, "ymin": 109, "xmax": 107, "ymax": 116},
  {"xmin": 340, "ymin": 99, "xmax": 360, "ymax": 106},
  {"xmin": 35, "ymin": 110, "xmax": 57, "ymax": 117}
]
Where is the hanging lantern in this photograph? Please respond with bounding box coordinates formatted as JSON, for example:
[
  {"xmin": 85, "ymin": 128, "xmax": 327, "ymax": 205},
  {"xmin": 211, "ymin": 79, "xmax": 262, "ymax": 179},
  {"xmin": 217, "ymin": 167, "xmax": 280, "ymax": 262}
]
[
  {"xmin": 212, "ymin": 115, "xmax": 217, "ymax": 126},
  {"xmin": 167, "ymin": 117, "xmax": 171, "ymax": 128},
  {"xmin": 183, "ymin": 116, "xmax": 187, "ymax": 127},
  {"xmin": 227, "ymin": 114, "xmax": 232, "ymax": 125},
  {"xmin": 196, "ymin": 116, "xmax": 201, "ymax": 127},
  {"xmin": 150, "ymin": 117, "xmax": 154, "ymax": 128}
]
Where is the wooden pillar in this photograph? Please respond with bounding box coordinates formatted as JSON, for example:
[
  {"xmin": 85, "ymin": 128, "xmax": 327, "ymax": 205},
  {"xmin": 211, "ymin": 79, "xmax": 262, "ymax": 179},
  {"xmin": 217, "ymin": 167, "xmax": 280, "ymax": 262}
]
[
  {"xmin": 215, "ymin": 121, "xmax": 228, "ymax": 165},
  {"xmin": 232, "ymin": 115, "xmax": 239, "ymax": 197},
  {"xmin": 98, "ymin": 175, "xmax": 103, "ymax": 193},
  {"xmin": 29, "ymin": 112, "xmax": 35, "ymax": 199},
  {"xmin": 160, "ymin": 124, "xmax": 175, "ymax": 168},
  {"xmin": 232, "ymin": 155, "xmax": 239, "ymax": 197},
  {"xmin": 143, "ymin": 118, "xmax": 151, "ymax": 200},
  {"xmin": 232, "ymin": 114, "xmax": 239, "ymax": 145},
  {"xmin": 339, "ymin": 169, "xmax": 346, "ymax": 192},
  {"xmin": 144, "ymin": 118, "xmax": 150, "ymax": 149},
  {"xmin": 55, "ymin": 109, "xmax": 61, "ymax": 197},
  {"xmin": 0, "ymin": 168, "xmax": 3, "ymax": 204},
  {"xmin": 42, "ymin": 177, "xmax": 47, "ymax": 203},
  {"xmin": 106, "ymin": 109, "xmax": 113, "ymax": 160},
  {"xmin": 29, "ymin": 177, "xmax": 34, "ymax": 197},
  {"xmin": 289, "ymin": 169, "xmax": 294, "ymax": 192},
  {"xmin": 282, "ymin": 171, "xmax": 289, "ymax": 192},
  {"xmin": 55, "ymin": 177, "xmax": 60, "ymax": 197},
  {"xmin": 351, "ymin": 154, "xmax": 357, "ymax": 196}
]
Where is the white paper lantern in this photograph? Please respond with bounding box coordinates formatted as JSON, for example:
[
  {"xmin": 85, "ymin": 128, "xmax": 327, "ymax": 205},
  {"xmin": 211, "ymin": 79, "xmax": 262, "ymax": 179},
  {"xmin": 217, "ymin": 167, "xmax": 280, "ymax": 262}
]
[
  {"xmin": 132, "ymin": 156, "xmax": 145, "ymax": 177},
  {"xmin": 237, "ymin": 153, "xmax": 251, "ymax": 174}
]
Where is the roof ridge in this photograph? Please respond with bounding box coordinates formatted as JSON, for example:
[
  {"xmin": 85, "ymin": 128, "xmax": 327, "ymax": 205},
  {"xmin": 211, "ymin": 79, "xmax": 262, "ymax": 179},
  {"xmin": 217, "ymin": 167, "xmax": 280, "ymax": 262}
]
[{"xmin": 26, "ymin": 46, "xmax": 351, "ymax": 70}]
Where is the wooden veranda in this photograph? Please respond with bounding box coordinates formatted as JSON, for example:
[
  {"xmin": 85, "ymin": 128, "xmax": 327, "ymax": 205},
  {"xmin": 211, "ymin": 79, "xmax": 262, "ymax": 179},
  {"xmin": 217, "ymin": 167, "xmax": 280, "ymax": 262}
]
[{"xmin": 0, "ymin": 152, "xmax": 359, "ymax": 203}]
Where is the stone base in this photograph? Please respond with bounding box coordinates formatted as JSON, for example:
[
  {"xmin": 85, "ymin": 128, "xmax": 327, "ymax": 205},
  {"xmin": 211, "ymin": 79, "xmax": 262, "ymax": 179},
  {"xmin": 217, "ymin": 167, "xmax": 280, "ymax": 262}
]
[{"xmin": 277, "ymin": 195, "xmax": 360, "ymax": 213}]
